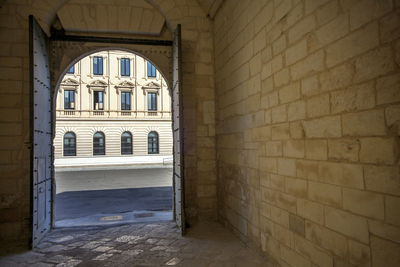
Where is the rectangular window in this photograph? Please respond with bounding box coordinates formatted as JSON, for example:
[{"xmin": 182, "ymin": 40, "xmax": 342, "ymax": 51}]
[
  {"xmin": 147, "ymin": 92, "xmax": 157, "ymax": 111},
  {"xmin": 121, "ymin": 92, "xmax": 131, "ymax": 110},
  {"xmin": 121, "ymin": 58, "xmax": 130, "ymax": 76},
  {"xmin": 147, "ymin": 61, "xmax": 156, "ymax": 77},
  {"xmin": 93, "ymin": 56, "xmax": 103, "ymax": 75},
  {"xmin": 64, "ymin": 90, "xmax": 75, "ymax": 109},
  {"xmin": 93, "ymin": 91, "xmax": 104, "ymax": 110},
  {"xmin": 67, "ymin": 65, "xmax": 75, "ymax": 74}
]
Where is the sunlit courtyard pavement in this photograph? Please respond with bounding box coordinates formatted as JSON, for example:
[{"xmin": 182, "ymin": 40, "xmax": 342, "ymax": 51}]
[
  {"xmin": 55, "ymin": 167, "xmax": 173, "ymax": 227},
  {"xmin": 0, "ymin": 221, "xmax": 268, "ymax": 267}
]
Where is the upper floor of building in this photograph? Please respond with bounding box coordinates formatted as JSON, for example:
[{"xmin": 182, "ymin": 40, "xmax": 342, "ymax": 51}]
[{"xmin": 56, "ymin": 50, "xmax": 171, "ymax": 121}]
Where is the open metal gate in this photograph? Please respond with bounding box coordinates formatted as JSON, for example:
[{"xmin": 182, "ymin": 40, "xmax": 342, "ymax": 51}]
[
  {"xmin": 172, "ymin": 24, "xmax": 185, "ymax": 234},
  {"xmin": 30, "ymin": 15, "xmax": 52, "ymax": 247}
]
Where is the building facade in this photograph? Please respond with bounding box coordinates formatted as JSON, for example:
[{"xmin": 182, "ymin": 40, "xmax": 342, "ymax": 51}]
[{"xmin": 54, "ymin": 50, "xmax": 172, "ymax": 163}]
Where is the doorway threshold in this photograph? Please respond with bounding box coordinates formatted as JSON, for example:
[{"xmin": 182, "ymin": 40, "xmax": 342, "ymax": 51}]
[{"xmin": 55, "ymin": 210, "xmax": 172, "ymax": 228}]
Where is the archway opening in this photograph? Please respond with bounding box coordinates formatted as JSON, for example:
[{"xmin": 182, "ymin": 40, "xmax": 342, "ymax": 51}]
[{"xmin": 53, "ymin": 49, "xmax": 174, "ymax": 227}]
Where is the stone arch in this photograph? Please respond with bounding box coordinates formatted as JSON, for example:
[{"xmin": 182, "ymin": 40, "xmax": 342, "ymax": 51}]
[
  {"xmin": 28, "ymin": 0, "xmax": 206, "ymax": 36},
  {"xmin": 57, "ymin": 126, "xmax": 79, "ymax": 136},
  {"xmin": 144, "ymin": 126, "xmax": 161, "ymax": 134},
  {"xmin": 88, "ymin": 127, "xmax": 107, "ymax": 136},
  {"xmin": 117, "ymin": 127, "xmax": 136, "ymax": 136}
]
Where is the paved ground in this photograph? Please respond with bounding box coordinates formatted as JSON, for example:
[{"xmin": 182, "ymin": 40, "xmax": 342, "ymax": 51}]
[
  {"xmin": 0, "ymin": 221, "xmax": 268, "ymax": 266},
  {"xmin": 55, "ymin": 167, "xmax": 173, "ymax": 227},
  {"xmin": 55, "ymin": 167, "xmax": 173, "ymax": 193}
]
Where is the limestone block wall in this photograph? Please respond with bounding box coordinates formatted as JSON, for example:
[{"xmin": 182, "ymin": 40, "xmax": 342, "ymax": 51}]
[{"xmin": 214, "ymin": 0, "xmax": 400, "ymax": 266}]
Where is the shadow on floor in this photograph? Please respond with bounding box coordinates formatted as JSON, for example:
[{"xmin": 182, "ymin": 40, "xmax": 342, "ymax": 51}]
[{"xmin": 0, "ymin": 221, "xmax": 269, "ymax": 266}]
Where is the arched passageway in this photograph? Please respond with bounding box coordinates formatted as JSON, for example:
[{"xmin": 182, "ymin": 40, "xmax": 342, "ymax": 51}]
[
  {"xmin": 53, "ymin": 49, "xmax": 175, "ymax": 229},
  {"xmin": 30, "ymin": 9, "xmax": 186, "ymax": 245}
]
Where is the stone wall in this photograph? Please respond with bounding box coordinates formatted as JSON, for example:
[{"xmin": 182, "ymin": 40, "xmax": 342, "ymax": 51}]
[
  {"xmin": 0, "ymin": 0, "xmax": 217, "ymax": 254},
  {"xmin": 214, "ymin": 0, "xmax": 400, "ymax": 266}
]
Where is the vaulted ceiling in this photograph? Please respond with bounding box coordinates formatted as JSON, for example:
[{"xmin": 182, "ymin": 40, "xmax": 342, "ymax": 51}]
[
  {"xmin": 54, "ymin": 0, "xmax": 225, "ymax": 36},
  {"xmin": 195, "ymin": 0, "xmax": 225, "ymax": 19},
  {"xmin": 56, "ymin": 0, "xmax": 165, "ymax": 36}
]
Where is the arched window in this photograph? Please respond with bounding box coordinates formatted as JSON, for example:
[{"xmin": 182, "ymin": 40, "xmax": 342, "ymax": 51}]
[
  {"xmin": 121, "ymin": 131, "xmax": 132, "ymax": 155},
  {"xmin": 63, "ymin": 132, "xmax": 76, "ymax": 156},
  {"xmin": 93, "ymin": 132, "xmax": 105, "ymax": 155},
  {"xmin": 148, "ymin": 131, "xmax": 159, "ymax": 154}
]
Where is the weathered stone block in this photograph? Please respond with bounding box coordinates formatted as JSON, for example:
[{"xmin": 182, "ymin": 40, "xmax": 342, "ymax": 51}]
[
  {"xmin": 273, "ymin": 223, "xmax": 294, "ymax": 248},
  {"xmin": 385, "ymin": 104, "xmax": 400, "ymax": 134},
  {"xmin": 288, "ymin": 15, "xmax": 316, "ymax": 44},
  {"xmin": 290, "ymin": 121, "xmax": 305, "ymax": 139},
  {"xmin": 305, "ymin": 0, "xmax": 331, "ymax": 14},
  {"xmin": 280, "ymin": 245, "xmax": 311, "ymax": 267},
  {"xmin": 277, "ymin": 158, "xmax": 296, "ymax": 177},
  {"xmin": 328, "ymin": 139, "xmax": 360, "ymax": 162},
  {"xmin": 359, "ymin": 137, "xmax": 396, "ymax": 164},
  {"xmin": 353, "ymin": 46, "xmax": 395, "ymax": 83},
  {"xmin": 279, "ymin": 82, "xmax": 301, "ymax": 104},
  {"xmin": 269, "ymin": 204, "xmax": 289, "ymax": 227},
  {"xmin": 297, "ymin": 198, "xmax": 324, "ymax": 225},
  {"xmin": 305, "ymin": 221, "xmax": 348, "ymax": 258},
  {"xmin": 269, "ymin": 174, "xmax": 285, "ymax": 191},
  {"xmin": 315, "ymin": 13, "xmax": 349, "ymax": 48},
  {"xmin": 285, "ymin": 39, "xmax": 307, "ymax": 66},
  {"xmin": 283, "ymin": 140, "xmax": 305, "ymax": 159},
  {"xmin": 306, "ymin": 93, "xmax": 330, "ymax": 118},
  {"xmin": 301, "ymin": 75, "xmax": 319, "ymax": 96},
  {"xmin": 317, "ymin": 1, "xmax": 339, "ymax": 26},
  {"xmin": 318, "ymin": 162, "xmax": 364, "ymax": 189},
  {"xmin": 302, "ymin": 116, "xmax": 341, "ymax": 138},
  {"xmin": 348, "ymin": 239, "xmax": 371, "ymax": 267},
  {"xmin": 274, "ymin": 68, "xmax": 290, "ymax": 87},
  {"xmin": 272, "ymin": 35, "xmax": 286, "ymax": 56},
  {"xmin": 266, "ymin": 141, "xmax": 282, "ymax": 157},
  {"xmin": 349, "ymin": 0, "xmax": 393, "ymax": 30},
  {"xmin": 287, "ymin": 100, "xmax": 306, "ymax": 121},
  {"xmin": 294, "ymin": 235, "xmax": 333, "ymax": 267},
  {"xmin": 308, "ymin": 181, "xmax": 342, "ymax": 207},
  {"xmin": 369, "ymin": 220, "xmax": 400, "ymax": 244},
  {"xmin": 386, "ymin": 196, "xmax": 400, "ymax": 226},
  {"xmin": 330, "ymin": 81, "xmax": 375, "ymax": 114},
  {"xmin": 286, "ymin": 177, "xmax": 307, "ymax": 198},
  {"xmin": 371, "ymin": 236, "xmax": 400, "ymax": 267},
  {"xmin": 259, "ymin": 157, "xmax": 277, "ymax": 173},
  {"xmin": 268, "ymin": 91, "xmax": 279, "ymax": 107},
  {"xmin": 296, "ymin": 160, "xmax": 319, "ymax": 181},
  {"xmin": 273, "ymin": 0, "xmax": 292, "ymax": 24},
  {"xmin": 326, "ymin": 22, "xmax": 379, "ymax": 67},
  {"xmin": 364, "ymin": 165, "xmax": 400, "ymax": 196},
  {"xmin": 271, "ymin": 105, "xmax": 287, "ymax": 123},
  {"xmin": 342, "ymin": 109, "xmax": 386, "ymax": 136},
  {"xmin": 249, "ymin": 55, "xmax": 262, "ymax": 77},
  {"xmin": 252, "ymin": 126, "xmax": 271, "ymax": 141},
  {"xmin": 271, "ymin": 123, "xmax": 290, "ymax": 140},
  {"xmin": 305, "ymin": 140, "xmax": 327, "ymax": 160},
  {"xmin": 291, "ymin": 50, "xmax": 324, "ymax": 80},
  {"xmin": 380, "ymin": 11, "xmax": 400, "ymax": 43},
  {"xmin": 325, "ymin": 206, "xmax": 369, "ymax": 244},
  {"xmin": 376, "ymin": 74, "xmax": 400, "ymax": 105},
  {"xmin": 271, "ymin": 55, "xmax": 283, "ymax": 73},
  {"xmin": 320, "ymin": 62, "xmax": 354, "ymax": 92},
  {"xmin": 289, "ymin": 213, "xmax": 305, "ymax": 237},
  {"xmin": 343, "ymin": 188, "xmax": 385, "ymax": 220}
]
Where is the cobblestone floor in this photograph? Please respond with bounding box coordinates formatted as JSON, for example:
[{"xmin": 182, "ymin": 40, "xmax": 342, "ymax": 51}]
[{"xmin": 0, "ymin": 221, "xmax": 267, "ymax": 266}]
